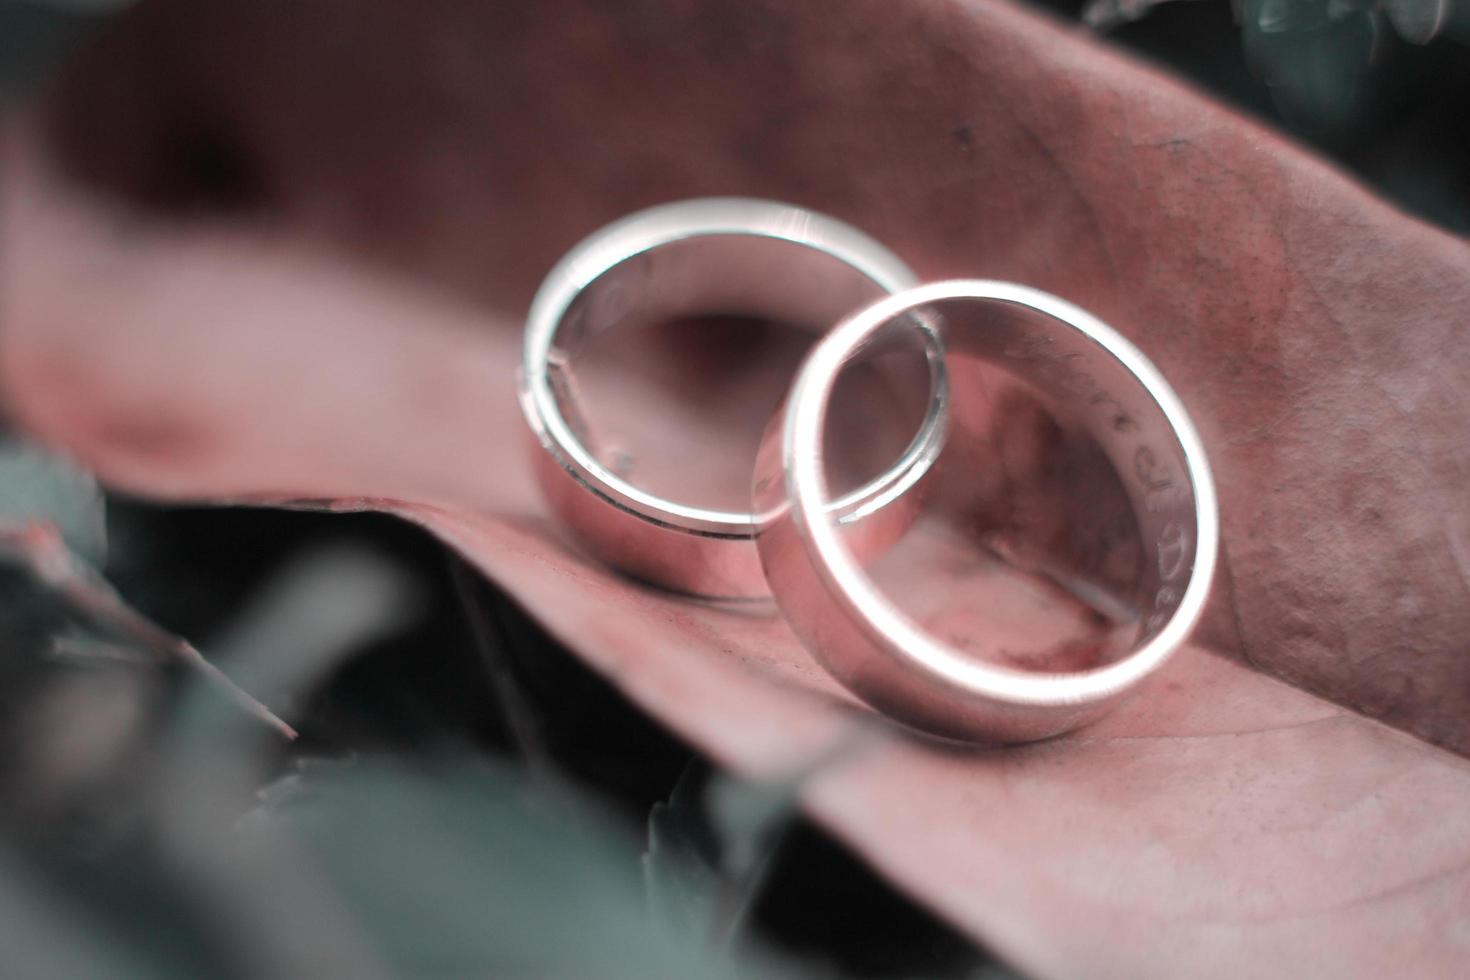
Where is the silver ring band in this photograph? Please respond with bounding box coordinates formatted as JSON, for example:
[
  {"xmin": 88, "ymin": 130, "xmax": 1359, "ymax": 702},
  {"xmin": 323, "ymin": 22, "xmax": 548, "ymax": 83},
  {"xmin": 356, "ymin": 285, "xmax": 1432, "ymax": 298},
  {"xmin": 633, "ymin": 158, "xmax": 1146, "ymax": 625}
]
[
  {"xmin": 755, "ymin": 280, "xmax": 1219, "ymax": 742},
  {"xmin": 520, "ymin": 198, "xmax": 944, "ymax": 598}
]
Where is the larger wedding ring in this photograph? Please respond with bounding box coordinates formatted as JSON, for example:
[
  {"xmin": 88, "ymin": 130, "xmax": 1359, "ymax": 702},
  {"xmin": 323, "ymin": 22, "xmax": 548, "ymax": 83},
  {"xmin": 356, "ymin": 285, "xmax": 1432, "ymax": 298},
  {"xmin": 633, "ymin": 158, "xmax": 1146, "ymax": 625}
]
[
  {"xmin": 520, "ymin": 198, "xmax": 945, "ymax": 598},
  {"xmin": 755, "ymin": 280, "xmax": 1219, "ymax": 742}
]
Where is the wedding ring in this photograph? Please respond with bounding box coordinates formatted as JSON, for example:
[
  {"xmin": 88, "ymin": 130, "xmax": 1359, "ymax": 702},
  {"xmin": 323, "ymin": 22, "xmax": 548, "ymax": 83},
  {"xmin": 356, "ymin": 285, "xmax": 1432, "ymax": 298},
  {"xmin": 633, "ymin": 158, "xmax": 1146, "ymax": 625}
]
[
  {"xmin": 754, "ymin": 280, "xmax": 1219, "ymax": 742},
  {"xmin": 520, "ymin": 198, "xmax": 945, "ymax": 598}
]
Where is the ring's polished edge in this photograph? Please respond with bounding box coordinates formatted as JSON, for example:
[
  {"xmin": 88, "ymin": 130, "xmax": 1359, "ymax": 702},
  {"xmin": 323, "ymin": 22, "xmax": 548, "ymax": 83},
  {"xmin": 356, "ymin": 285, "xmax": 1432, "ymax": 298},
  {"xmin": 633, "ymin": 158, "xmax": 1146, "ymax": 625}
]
[
  {"xmin": 757, "ymin": 279, "xmax": 1220, "ymax": 742},
  {"xmin": 519, "ymin": 198, "xmax": 946, "ymax": 597}
]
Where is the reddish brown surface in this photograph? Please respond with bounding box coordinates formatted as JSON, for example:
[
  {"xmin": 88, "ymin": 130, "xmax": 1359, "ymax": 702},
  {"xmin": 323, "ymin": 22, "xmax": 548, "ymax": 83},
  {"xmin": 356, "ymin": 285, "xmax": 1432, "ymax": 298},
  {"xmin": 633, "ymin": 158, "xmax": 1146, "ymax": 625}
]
[{"xmin": 3, "ymin": 0, "xmax": 1470, "ymax": 974}]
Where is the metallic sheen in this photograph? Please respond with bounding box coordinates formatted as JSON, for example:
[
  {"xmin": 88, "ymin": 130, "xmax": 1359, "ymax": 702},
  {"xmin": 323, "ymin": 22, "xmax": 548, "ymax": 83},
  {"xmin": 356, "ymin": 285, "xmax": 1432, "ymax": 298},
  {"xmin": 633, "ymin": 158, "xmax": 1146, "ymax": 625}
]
[
  {"xmin": 520, "ymin": 198, "xmax": 945, "ymax": 598},
  {"xmin": 755, "ymin": 280, "xmax": 1220, "ymax": 742}
]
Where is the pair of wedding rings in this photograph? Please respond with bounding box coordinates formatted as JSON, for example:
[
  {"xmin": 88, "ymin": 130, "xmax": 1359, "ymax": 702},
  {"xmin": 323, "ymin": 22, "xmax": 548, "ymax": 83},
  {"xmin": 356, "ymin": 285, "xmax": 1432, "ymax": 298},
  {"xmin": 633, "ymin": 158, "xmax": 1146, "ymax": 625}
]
[{"xmin": 520, "ymin": 199, "xmax": 1217, "ymax": 743}]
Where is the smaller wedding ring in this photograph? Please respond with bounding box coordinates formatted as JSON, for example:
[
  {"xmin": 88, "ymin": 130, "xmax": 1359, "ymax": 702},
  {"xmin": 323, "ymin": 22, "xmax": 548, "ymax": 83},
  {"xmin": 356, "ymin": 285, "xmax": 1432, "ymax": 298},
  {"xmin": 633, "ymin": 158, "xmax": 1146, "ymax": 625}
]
[{"xmin": 520, "ymin": 198, "xmax": 946, "ymax": 598}]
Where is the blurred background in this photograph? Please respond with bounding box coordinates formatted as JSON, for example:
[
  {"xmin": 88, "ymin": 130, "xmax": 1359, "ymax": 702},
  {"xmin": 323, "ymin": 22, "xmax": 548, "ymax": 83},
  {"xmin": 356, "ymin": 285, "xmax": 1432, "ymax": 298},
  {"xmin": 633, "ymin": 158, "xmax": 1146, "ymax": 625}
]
[{"xmin": 0, "ymin": 1, "xmax": 1465, "ymax": 977}]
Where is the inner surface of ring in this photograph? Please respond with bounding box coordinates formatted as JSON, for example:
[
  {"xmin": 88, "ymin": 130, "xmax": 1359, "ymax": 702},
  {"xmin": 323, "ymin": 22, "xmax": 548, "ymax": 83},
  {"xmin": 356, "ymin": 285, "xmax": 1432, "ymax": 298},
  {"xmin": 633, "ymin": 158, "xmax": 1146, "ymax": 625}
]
[
  {"xmin": 818, "ymin": 295, "xmax": 1202, "ymax": 672},
  {"xmin": 546, "ymin": 234, "xmax": 934, "ymax": 522},
  {"xmin": 554, "ymin": 236, "xmax": 899, "ymax": 356}
]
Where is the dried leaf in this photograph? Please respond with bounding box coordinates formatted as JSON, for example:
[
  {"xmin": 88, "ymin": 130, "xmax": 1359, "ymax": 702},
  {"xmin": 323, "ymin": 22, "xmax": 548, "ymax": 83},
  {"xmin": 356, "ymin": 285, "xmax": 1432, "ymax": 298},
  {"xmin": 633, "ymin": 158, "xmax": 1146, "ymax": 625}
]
[{"xmin": 2, "ymin": 0, "xmax": 1470, "ymax": 975}]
